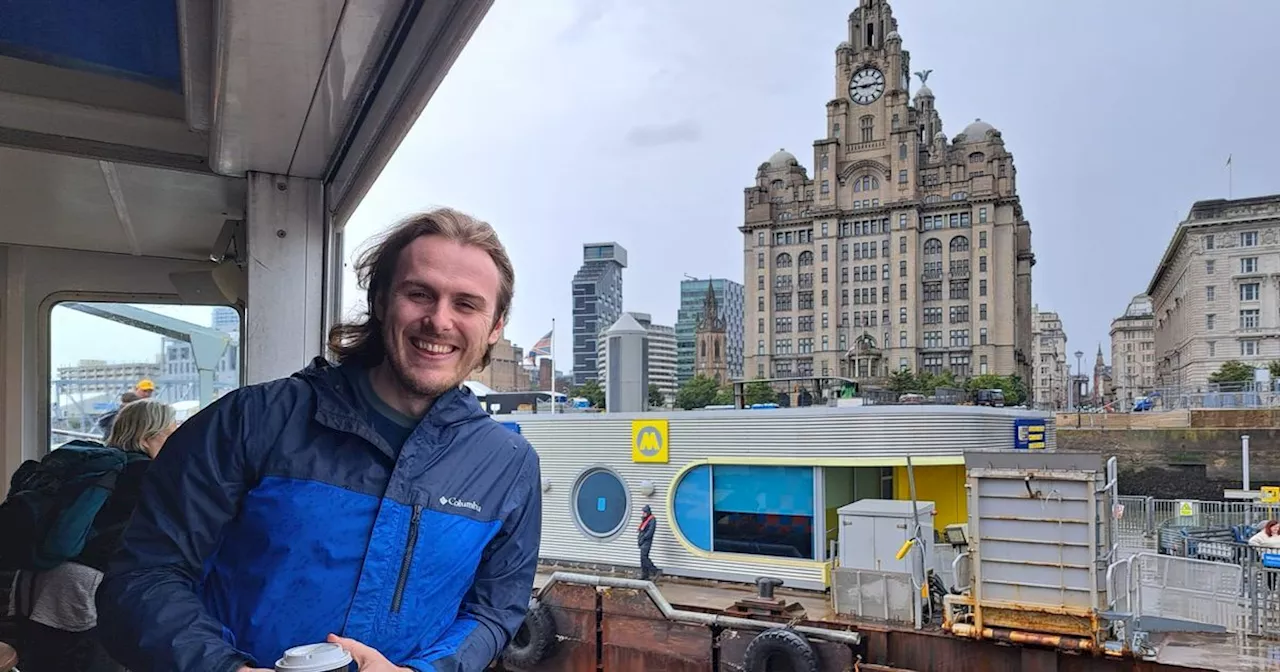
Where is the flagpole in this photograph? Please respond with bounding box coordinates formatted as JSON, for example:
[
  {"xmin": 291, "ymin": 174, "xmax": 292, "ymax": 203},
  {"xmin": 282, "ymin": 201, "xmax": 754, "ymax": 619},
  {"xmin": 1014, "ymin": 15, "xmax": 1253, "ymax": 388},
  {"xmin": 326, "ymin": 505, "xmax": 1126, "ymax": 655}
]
[
  {"xmin": 1228, "ymin": 154, "xmax": 1233, "ymax": 199},
  {"xmin": 549, "ymin": 318, "xmax": 556, "ymax": 414}
]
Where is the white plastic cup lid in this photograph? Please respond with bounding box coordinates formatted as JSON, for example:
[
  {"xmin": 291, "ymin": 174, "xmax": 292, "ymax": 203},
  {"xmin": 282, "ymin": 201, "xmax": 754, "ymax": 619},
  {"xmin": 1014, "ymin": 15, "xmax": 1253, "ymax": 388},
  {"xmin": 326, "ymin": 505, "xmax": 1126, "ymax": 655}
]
[{"xmin": 274, "ymin": 643, "xmax": 354, "ymax": 672}]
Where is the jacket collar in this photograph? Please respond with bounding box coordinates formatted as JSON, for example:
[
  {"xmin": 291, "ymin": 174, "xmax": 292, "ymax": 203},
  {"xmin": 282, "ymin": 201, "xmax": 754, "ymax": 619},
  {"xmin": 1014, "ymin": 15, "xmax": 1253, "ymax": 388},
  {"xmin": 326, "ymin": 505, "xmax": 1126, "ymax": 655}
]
[{"xmin": 295, "ymin": 356, "xmax": 489, "ymax": 433}]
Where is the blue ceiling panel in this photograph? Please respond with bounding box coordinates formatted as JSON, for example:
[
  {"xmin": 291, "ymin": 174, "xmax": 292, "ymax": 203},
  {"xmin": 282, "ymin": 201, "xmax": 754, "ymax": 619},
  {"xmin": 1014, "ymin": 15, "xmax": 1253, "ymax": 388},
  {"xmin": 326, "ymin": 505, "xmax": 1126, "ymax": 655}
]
[{"xmin": 0, "ymin": 0, "xmax": 182, "ymax": 91}]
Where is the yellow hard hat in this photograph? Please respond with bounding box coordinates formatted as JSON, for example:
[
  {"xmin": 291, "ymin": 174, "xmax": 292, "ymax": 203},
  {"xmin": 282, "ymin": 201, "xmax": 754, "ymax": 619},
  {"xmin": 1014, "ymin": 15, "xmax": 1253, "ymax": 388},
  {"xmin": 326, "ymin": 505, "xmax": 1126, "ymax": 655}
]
[{"xmin": 137, "ymin": 379, "xmax": 156, "ymax": 391}]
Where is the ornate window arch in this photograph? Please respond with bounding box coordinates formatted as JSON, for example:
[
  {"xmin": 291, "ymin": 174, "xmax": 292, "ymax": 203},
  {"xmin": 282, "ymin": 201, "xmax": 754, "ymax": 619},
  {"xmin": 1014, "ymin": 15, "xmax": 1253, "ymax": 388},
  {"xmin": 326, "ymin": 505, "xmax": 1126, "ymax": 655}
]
[
  {"xmin": 775, "ymin": 252, "xmax": 793, "ymax": 268},
  {"xmin": 949, "ymin": 236, "xmax": 970, "ymax": 254}
]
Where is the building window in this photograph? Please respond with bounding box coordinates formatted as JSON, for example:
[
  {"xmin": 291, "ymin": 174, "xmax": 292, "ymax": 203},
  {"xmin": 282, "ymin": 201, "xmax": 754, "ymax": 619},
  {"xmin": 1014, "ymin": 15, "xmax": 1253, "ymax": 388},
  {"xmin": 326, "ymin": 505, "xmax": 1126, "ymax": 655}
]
[
  {"xmin": 899, "ymin": 260, "xmax": 907, "ymax": 277},
  {"xmin": 860, "ymin": 115, "xmax": 874, "ymax": 143},
  {"xmin": 1208, "ymin": 341, "xmax": 1216, "ymax": 357},
  {"xmin": 757, "ymin": 339, "xmax": 764, "ymax": 355},
  {"xmin": 1204, "ymin": 234, "xmax": 1215, "ymax": 250},
  {"xmin": 1242, "ymin": 257, "xmax": 1258, "ymax": 274},
  {"xmin": 822, "ymin": 312, "xmax": 829, "ymax": 329},
  {"xmin": 979, "ymin": 207, "xmax": 988, "ymax": 223},
  {"xmin": 1206, "ymin": 314, "xmax": 1215, "ymax": 330},
  {"xmin": 1241, "ymin": 283, "xmax": 1260, "ymax": 301},
  {"xmin": 821, "ymin": 244, "xmax": 829, "ymax": 262},
  {"xmin": 1241, "ymin": 309, "xmax": 1260, "ymax": 330},
  {"xmin": 572, "ymin": 467, "xmax": 630, "ymax": 539},
  {"xmin": 821, "ymin": 180, "xmax": 830, "ymax": 195},
  {"xmin": 774, "ymin": 293, "xmax": 792, "ymax": 311},
  {"xmin": 949, "ymin": 329, "xmax": 970, "ymax": 347},
  {"xmin": 899, "ymin": 143, "xmax": 907, "ymax": 160},
  {"xmin": 758, "ymin": 275, "xmax": 764, "ymax": 290},
  {"xmin": 899, "ymin": 307, "xmax": 908, "ymax": 324},
  {"xmin": 1206, "ymin": 260, "xmax": 1215, "ymax": 275},
  {"xmin": 1206, "ymin": 286, "xmax": 1215, "ymax": 301},
  {"xmin": 979, "ymin": 356, "xmax": 988, "ymax": 375},
  {"xmin": 757, "ymin": 252, "xmax": 764, "ymax": 269},
  {"xmin": 900, "ymin": 283, "xmax": 907, "ymax": 300},
  {"xmin": 979, "ymin": 280, "xmax": 987, "ymax": 297},
  {"xmin": 1241, "ymin": 340, "xmax": 1259, "ymax": 357},
  {"xmin": 898, "ymin": 169, "xmax": 908, "ymax": 184},
  {"xmin": 980, "ymin": 304, "xmax": 987, "ymax": 320},
  {"xmin": 979, "ymin": 231, "xmax": 987, "ymax": 249},
  {"xmin": 979, "ymin": 327, "xmax": 988, "ymax": 345},
  {"xmin": 1242, "ymin": 231, "xmax": 1258, "ymax": 247},
  {"xmin": 978, "ymin": 255, "xmax": 987, "ymax": 273}
]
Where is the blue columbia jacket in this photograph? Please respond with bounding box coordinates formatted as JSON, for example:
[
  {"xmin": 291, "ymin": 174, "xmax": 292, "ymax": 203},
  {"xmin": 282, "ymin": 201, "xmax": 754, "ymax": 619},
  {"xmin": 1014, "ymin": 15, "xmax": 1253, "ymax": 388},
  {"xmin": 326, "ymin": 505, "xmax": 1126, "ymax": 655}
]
[{"xmin": 95, "ymin": 358, "xmax": 542, "ymax": 672}]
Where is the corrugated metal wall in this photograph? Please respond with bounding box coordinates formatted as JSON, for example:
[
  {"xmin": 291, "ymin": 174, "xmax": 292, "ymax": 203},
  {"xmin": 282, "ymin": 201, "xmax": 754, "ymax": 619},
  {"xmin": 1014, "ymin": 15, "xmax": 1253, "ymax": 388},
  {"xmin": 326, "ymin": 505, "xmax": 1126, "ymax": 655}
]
[{"xmin": 516, "ymin": 405, "xmax": 1054, "ymax": 590}]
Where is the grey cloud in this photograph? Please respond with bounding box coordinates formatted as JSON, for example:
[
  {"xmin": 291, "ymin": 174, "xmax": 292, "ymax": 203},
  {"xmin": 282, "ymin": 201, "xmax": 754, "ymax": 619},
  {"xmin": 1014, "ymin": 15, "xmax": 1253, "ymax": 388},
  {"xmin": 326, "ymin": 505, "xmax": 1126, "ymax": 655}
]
[{"xmin": 624, "ymin": 120, "xmax": 703, "ymax": 148}]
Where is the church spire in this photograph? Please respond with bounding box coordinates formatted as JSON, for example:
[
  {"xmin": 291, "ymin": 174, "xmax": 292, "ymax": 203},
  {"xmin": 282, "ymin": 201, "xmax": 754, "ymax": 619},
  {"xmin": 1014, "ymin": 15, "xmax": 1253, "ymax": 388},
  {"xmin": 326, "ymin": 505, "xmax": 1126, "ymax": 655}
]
[{"xmin": 697, "ymin": 282, "xmax": 725, "ymax": 332}]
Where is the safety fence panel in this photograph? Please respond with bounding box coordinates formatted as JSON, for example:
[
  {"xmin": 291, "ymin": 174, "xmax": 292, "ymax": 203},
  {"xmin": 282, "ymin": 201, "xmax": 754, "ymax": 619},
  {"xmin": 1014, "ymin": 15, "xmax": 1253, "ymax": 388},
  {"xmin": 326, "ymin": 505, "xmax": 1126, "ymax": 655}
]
[{"xmin": 1130, "ymin": 553, "xmax": 1244, "ymax": 633}]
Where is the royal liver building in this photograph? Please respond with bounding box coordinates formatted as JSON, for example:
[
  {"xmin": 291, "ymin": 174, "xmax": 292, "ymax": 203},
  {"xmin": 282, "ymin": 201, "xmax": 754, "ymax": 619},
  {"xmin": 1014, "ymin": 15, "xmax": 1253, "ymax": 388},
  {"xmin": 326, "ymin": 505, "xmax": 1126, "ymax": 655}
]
[{"xmin": 741, "ymin": 0, "xmax": 1034, "ymax": 388}]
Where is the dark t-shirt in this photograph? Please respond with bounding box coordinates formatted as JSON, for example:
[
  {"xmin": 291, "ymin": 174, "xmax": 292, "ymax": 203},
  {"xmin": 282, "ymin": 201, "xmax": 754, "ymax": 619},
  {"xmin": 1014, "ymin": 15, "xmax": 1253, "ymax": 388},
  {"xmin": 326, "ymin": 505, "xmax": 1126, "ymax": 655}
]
[{"xmin": 341, "ymin": 365, "xmax": 421, "ymax": 452}]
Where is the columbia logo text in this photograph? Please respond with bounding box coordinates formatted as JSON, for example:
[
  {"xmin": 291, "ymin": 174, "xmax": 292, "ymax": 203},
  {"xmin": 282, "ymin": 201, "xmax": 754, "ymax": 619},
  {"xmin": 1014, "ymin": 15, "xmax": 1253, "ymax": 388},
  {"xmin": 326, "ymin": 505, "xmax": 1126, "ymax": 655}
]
[{"xmin": 439, "ymin": 495, "xmax": 482, "ymax": 513}]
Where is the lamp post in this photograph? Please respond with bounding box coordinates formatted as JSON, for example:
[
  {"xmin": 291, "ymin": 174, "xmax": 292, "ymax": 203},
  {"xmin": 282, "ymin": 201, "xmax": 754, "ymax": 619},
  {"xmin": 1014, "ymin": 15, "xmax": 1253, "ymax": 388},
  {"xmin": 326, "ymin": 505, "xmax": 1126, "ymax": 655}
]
[{"xmin": 1075, "ymin": 350, "xmax": 1084, "ymax": 427}]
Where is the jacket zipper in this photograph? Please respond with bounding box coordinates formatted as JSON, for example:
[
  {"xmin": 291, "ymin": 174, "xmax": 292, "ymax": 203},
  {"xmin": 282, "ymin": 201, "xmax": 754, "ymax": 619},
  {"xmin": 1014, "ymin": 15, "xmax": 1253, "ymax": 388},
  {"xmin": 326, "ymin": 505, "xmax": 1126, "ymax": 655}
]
[{"xmin": 391, "ymin": 504, "xmax": 423, "ymax": 613}]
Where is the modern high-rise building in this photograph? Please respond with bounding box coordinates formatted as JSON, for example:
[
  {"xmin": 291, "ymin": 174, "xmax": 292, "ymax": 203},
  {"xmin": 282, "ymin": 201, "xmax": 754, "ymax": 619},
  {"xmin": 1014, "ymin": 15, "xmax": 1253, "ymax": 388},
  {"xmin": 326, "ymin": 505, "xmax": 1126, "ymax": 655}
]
[
  {"xmin": 1030, "ymin": 306, "xmax": 1068, "ymax": 410},
  {"xmin": 1148, "ymin": 195, "xmax": 1280, "ymax": 389},
  {"xmin": 596, "ymin": 312, "xmax": 678, "ymax": 407},
  {"xmin": 741, "ymin": 0, "xmax": 1034, "ymax": 385},
  {"xmin": 1110, "ymin": 294, "xmax": 1155, "ymax": 409},
  {"xmin": 676, "ymin": 278, "xmax": 744, "ymax": 384},
  {"xmin": 571, "ymin": 242, "xmax": 627, "ymax": 386}
]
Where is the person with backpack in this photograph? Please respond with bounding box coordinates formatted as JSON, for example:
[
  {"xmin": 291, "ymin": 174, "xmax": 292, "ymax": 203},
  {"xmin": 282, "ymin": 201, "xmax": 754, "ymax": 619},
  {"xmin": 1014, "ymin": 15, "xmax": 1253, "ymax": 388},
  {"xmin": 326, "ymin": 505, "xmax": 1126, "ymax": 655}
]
[{"xmin": 3, "ymin": 399, "xmax": 176, "ymax": 672}]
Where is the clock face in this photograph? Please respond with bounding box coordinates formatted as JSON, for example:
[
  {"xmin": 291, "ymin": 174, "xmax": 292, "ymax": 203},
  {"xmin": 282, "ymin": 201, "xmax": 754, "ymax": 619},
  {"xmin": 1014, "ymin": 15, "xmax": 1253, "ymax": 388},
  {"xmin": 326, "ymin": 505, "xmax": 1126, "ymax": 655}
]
[{"xmin": 849, "ymin": 66, "xmax": 886, "ymax": 105}]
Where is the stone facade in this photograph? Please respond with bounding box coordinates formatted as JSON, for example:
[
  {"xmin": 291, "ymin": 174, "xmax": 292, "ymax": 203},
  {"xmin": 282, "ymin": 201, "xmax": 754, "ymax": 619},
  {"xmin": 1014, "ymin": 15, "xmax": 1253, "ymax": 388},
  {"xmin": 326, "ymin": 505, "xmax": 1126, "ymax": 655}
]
[
  {"xmin": 1147, "ymin": 195, "xmax": 1280, "ymax": 390},
  {"xmin": 740, "ymin": 0, "xmax": 1033, "ymax": 386},
  {"xmin": 471, "ymin": 335, "xmax": 532, "ymax": 393},
  {"xmin": 1110, "ymin": 294, "xmax": 1155, "ymax": 409},
  {"xmin": 1030, "ymin": 306, "xmax": 1068, "ymax": 410}
]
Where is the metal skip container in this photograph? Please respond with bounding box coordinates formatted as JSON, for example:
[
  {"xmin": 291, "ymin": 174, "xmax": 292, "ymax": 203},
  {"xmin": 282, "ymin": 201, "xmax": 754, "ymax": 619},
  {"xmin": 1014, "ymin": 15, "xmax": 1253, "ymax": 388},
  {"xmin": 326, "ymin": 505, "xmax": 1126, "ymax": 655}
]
[{"xmin": 960, "ymin": 451, "xmax": 1116, "ymax": 643}]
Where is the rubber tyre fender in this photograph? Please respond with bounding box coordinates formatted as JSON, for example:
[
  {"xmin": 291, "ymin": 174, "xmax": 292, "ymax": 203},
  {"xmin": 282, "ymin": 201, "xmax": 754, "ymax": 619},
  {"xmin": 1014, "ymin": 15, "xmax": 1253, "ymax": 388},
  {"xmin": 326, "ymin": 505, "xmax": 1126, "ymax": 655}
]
[
  {"xmin": 502, "ymin": 602, "xmax": 557, "ymax": 667},
  {"xmin": 742, "ymin": 627, "xmax": 818, "ymax": 672}
]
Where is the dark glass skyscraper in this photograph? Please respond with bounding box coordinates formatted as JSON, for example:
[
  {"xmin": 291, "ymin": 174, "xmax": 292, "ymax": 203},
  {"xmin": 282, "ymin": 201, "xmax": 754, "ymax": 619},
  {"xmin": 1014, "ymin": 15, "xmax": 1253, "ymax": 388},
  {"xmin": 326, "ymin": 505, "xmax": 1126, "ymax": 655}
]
[{"xmin": 571, "ymin": 242, "xmax": 627, "ymax": 386}]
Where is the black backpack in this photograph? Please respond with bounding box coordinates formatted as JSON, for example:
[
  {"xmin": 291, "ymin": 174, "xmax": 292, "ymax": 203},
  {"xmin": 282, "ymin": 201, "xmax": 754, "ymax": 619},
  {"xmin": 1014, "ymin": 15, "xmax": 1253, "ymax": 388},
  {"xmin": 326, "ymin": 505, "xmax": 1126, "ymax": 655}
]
[{"xmin": 0, "ymin": 441, "xmax": 140, "ymax": 571}]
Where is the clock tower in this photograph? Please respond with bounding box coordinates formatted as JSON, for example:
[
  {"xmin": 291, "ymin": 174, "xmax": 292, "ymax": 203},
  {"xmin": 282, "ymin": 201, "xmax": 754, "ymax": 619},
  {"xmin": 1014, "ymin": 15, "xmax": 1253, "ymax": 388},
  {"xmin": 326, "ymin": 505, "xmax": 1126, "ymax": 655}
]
[{"xmin": 741, "ymin": 0, "xmax": 1035, "ymax": 389}]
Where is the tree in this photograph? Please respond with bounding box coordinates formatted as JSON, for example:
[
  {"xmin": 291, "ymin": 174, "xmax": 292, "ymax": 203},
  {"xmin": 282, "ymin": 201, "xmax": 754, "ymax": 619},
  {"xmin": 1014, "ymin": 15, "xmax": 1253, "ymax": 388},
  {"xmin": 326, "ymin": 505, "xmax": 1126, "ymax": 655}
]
[
  {"xmin": 648, "ymin": 383, "xmax": 665, "ymax": 408},
  {"xmin": 1268, "ymin": 360, "xmax": 1280, "ymax": 379},
  {"xmin": 967, "ymin": 373, "xmax": 1027, "ymax": 406},
  {"xmin": 742, "ymin": 379, "xmax": 778, "ymax": 406},
  {"xmin": 711, "ymin": 385, "xmax": 735, "ymax": 406},
  {"xmin": 675, "ymin": 375, "xmax": 720, "ymax": 410},
  {"xmin": 1209, "ymin": 360, "xmax": 1256, "ymax": 385},
  {"xmin": 571, "ymin": 379, "xmax": 605, "ymax": 408},
  {"xmin": 886, "ymin": 368, "xmax": 919, "ymax": 394}
]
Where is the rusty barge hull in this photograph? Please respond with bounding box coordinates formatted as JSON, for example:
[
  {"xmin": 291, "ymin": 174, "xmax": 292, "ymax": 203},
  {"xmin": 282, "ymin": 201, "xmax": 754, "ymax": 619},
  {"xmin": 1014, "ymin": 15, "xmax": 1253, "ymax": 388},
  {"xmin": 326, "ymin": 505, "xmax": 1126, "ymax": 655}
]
[{"xmin": 500, "ymin": 579, "xmax": 1214, "ymax": 672}]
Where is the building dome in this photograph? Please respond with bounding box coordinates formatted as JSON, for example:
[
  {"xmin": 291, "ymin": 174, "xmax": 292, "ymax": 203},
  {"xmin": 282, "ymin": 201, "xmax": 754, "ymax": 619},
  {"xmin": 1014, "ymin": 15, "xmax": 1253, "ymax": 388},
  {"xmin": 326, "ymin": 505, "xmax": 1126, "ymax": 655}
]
[
  {"xmin": 768, "ymin": 148, "xmax": 798, "ymax": 169},
  {"xmin": 959, "ymin": 118, "xmax": 996, "ymax": 143},
  {"xmin": 914, "ymin": 85, "xmax": 933, "ymax": 99},
  {"xmin": 837, "ymin": 41, "xmax": 852, "ymax": 51}
]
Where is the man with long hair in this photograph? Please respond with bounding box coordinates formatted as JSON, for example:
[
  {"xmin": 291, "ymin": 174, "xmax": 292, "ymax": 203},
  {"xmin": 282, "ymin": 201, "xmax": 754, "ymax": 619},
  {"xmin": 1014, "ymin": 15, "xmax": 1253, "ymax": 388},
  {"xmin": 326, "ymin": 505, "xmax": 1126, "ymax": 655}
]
[{"xmin": 97, "ymin": 209, "xmax": 543, "ymax": 672}]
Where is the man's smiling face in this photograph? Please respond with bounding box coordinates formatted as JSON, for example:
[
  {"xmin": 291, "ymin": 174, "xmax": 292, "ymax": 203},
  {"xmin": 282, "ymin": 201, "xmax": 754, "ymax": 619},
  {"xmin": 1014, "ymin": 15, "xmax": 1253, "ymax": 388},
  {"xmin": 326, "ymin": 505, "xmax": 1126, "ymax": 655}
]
[{"xmin": 376, "ymin": 234, "xmax": 504, "ymax": 406}]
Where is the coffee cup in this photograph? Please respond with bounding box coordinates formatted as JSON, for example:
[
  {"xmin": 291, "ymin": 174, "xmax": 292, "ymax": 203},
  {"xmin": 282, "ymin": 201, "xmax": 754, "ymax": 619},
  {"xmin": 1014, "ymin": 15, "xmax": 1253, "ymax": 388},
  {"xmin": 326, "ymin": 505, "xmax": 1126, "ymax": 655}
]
[{"xmin": 274, "ymin": 643, "xmax": 354, "ymax": 672}]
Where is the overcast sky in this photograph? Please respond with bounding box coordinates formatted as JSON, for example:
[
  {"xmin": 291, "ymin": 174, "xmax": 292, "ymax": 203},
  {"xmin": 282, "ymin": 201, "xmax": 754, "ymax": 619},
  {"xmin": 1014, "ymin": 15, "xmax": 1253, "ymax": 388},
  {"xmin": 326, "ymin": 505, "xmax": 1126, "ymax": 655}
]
[{"xmin": 53, "ymin": 0, "xmax": 1280, "ymax": 377}]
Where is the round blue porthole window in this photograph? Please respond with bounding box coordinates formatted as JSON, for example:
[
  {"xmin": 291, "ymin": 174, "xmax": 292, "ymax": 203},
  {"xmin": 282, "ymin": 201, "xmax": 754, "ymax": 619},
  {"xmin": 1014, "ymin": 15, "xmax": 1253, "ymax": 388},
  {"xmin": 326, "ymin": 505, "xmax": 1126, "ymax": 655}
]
[{"xmin": 572, "ymin": 467, "xmax": 630, "ymax": 538}]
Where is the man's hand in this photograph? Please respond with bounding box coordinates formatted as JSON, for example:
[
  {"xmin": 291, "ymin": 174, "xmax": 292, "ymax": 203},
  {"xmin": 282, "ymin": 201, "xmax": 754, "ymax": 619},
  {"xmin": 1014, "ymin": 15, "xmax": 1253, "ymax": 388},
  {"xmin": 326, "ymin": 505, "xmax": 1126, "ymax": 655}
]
[{"xmin": 327, "ymin": 633, "xmax": 414, "ymax": 672}]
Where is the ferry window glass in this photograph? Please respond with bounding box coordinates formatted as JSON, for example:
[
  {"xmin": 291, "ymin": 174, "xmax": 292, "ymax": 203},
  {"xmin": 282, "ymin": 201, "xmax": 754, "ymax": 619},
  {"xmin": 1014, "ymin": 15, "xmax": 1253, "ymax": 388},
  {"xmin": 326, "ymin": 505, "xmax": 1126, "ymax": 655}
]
[
  {"xmin": 712, "ymin": 465, "xmax": 814, "ymax": 559},
  {"xmin": 672, "ymin": 465, "xmax": 712, "ymax": 550},
  {"xmin": 48, "ymin": 302, "xmax": 243, "ymax": 449},
  {"xmin": 572, "ymin": 467, "xmax": 629, "ymax": 538}
]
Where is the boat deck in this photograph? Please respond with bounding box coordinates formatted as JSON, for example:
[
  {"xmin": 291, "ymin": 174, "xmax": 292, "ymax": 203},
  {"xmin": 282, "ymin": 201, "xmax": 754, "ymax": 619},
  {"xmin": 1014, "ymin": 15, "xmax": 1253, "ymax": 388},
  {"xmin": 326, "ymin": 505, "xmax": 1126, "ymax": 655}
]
[{"xmin": 534, "ymin": 568, "xmax": 1278, "ymax": 671}]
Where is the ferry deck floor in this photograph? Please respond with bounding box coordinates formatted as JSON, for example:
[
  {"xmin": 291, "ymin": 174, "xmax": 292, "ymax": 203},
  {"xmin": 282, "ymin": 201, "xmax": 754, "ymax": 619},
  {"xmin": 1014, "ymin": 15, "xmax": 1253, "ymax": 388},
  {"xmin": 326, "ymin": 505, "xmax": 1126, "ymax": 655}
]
[{"xmin": 533, "ymin": 568, "xmax": 1280, "ymax": 671}]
